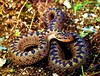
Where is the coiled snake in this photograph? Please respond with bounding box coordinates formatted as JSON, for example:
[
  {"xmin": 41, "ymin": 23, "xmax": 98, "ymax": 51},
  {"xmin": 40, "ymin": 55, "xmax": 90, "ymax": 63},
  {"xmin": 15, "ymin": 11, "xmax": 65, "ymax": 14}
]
[{"xmin": 10, "ymin": 7, "xmax": 89, "ymax": 75}]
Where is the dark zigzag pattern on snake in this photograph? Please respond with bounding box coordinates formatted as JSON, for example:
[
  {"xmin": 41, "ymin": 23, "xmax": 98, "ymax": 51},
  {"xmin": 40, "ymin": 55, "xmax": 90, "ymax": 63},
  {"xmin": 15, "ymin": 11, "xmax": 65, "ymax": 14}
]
[{"xmin": 10, "ymin": 7, "xmax": 89, "ymax": 75}]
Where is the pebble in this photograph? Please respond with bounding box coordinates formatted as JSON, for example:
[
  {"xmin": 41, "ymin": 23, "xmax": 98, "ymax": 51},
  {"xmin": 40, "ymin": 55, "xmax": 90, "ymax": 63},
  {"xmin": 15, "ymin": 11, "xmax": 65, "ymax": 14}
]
[
  {"xmin": 74, "ymin": 19, "xmax": 79, "ymax": 23},
  {"xmin": 63, "ymin": 0, "xmax": 71, "ymax": 9},
  {"xmin": 0, "ymin": 37, "xmax": 4, "ymax": 42},
  {"xmin": 53, "ymin": 73, "xmax": 59, "ymax": 76},
  {"xmin": 82, "ymin": 13, "xmax": 97, "ymax": 18},
  {"xmin": 0, "ymin": 58, "xmax": 6, "ymax": 67},
  {"xmin": 0, "ymin": 46, "xmax": 7, "ymax": 51}
]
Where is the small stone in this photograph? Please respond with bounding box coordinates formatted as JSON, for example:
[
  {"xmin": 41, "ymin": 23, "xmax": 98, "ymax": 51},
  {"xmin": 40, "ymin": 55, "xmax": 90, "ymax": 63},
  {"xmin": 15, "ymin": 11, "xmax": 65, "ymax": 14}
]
[
  {"xmin": 22, "ymin": 72, "xmax": 26, "ymax": 75},
  {"xmin": 0, "ymin": 46, "xmax": 7, "ymax": 51},
  {"xmin": 38, "ymin": 69, "xmax": 42, "ymax": 72},
  {"xmin": 74, "ymin": 19, "xmax": 79, "ymax": 23},
  {"xmin": 82, "ymin": 13, "xmax": 88, "ymax": 18},
  {"xmin": 53, "ymin": 73, "xmax": 59, "ymax": 76},
  {"xmin": 6, "ymin": 36, "xmax": 9, "ymax": 39},
  {"xmin": 76, "ymin": 26, "xmax": 81, "ymax": 29},
  {"xmin": 82, "ymin": 13, "xmax": 97, "ymax": 18},
  {"xmin": 90, "ymin": 13, "xmax": 97, "ymax": 17},
  {"xmin": 7, "ymin": 74, "xmax": 10, "ymax": 76},
  {"xmin": 27, "ymin": 7, "xmax": 33, "ymax": 12},
  {"xmin": 95, "ymin": 25, "xmax": 100, "ymax": 29},
  {"xmin": 0, "ymin": 58, "xmax": 6, "ymax": 67},
  {"xmin": 63, "ymin": 0, "xmax": 71, "ymax": 9},
  {"xmin": 0, "ymin": 37, "xmax": 4, "ymax": 42},
  {"xmin": 80, "ymin": 21, "xmax": 84, "ymax": 25}
]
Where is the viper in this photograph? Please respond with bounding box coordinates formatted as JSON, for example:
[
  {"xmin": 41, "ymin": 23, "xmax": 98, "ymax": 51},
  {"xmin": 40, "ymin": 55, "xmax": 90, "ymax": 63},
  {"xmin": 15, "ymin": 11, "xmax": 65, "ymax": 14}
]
[{"xmin": 10, "ymin": 7, "xmax": 89, "ymax": 75}]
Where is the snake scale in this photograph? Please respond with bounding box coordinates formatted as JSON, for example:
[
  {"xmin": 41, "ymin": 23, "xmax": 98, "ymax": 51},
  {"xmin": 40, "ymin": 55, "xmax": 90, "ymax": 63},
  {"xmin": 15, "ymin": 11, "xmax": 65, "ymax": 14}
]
[{"xmin": 10, "ymin": 7, "xmax": 89, "ymax": 75}]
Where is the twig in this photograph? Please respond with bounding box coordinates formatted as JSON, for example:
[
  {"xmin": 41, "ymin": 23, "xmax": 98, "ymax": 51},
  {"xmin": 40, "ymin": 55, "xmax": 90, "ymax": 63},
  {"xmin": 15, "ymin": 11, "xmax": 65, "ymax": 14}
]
[
  {"xmin": 17, "ymin": 0, "xmax": 28, "ymax": 18},
  {"xmin": 45, "ymin": 0, "xmax": 48, "ymax": 5},
  {"xmin": 1, "ymin": 0, "xmax": 6, "ymax": 14},
  {"xmin": 29, "ymin": 10, "xmax": 35, "ymax": 30},
  {"xmin": 92, "ymin": 71, "xmax": 100, "ymax": 75}
]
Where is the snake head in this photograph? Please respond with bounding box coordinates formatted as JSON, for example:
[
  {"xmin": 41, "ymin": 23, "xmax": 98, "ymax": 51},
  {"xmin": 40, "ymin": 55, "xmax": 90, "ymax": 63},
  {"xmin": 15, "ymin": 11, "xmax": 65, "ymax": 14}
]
[
  {"xmin": 56, "ymin": 32, "xmax": 74, "ymax": 42},
  {"xmin": 46, "ymin": 31, "xmax": 74, "ymax": 43},
  {"xmin": 46, "ymin": 31, "xmax": 58, "ymax": 42}
]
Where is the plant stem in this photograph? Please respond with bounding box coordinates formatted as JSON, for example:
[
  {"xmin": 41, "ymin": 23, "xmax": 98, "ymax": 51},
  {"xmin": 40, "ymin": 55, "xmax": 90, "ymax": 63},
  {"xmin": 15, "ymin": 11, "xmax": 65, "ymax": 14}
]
[
  {"xmin": 93, "ymin": 71, "xmax": 100, "ymax": 75},
  {"xmin": 30, "ymin": 10, "xmax": 35, "ymax": 30},
  {"xmin": 17, "ymin": 0, "xmax": 28, "ymax": 18},
  {"xmin": 81, "ymin": 65, "xmax": 85, "ymax": 76}
]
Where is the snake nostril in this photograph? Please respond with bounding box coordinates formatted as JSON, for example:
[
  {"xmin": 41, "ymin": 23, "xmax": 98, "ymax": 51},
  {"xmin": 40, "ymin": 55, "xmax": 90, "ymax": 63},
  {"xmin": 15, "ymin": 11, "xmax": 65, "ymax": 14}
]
[{"xmin": 58, "ymin": 37, "xmax": 61, "ymax": 39}]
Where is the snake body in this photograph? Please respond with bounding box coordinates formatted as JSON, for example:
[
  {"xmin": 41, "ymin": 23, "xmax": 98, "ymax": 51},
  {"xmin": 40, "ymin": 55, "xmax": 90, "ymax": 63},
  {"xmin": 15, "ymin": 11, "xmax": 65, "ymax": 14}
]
[
  {"xmin": 10, "ymin": 7, "xmax": 89, "ymax": 75},
  {"xmin": 48, "ymin": 32, "xmax": 88, "ymax": 75}
]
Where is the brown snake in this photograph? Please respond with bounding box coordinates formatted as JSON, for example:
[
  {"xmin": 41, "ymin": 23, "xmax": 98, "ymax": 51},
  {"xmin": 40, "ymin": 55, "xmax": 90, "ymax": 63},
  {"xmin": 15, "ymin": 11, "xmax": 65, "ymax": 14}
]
[{"xmin": 10, "ymin": 7, "xmax": 89, "ymax": 75}]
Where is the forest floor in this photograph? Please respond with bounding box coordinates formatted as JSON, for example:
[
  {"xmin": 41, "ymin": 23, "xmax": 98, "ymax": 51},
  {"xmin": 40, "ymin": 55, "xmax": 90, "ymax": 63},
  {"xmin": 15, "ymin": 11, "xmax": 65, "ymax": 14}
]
[{"xmin": 0, "ymin": 0, "xmax": 100, "ymax": 76}]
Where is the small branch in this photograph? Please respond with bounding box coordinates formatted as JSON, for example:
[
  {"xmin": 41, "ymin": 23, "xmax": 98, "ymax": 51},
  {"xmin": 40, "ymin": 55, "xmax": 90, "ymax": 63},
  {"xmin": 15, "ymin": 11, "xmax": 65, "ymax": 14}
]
[
  {"xmin": 45, "ymin": 0, "xmax": 48, "ymax": 5},
  {"xmin": 92, "ymin": 71, "xmax": 100, "ymax": 75},
  {"xmin": 17, "ymin": 0, "xmax": 28, "ymax": 18},
  {"xmin": 30, "ymin": 10, "xmax": 35, "ymax": 30}
]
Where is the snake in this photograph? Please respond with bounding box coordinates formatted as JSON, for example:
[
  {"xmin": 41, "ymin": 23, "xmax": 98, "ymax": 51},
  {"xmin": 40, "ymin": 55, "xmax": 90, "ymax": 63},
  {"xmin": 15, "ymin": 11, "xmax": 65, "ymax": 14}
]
[{"xmin": 10, "ymin": 7, "xmax": 89, "ymax": 75}]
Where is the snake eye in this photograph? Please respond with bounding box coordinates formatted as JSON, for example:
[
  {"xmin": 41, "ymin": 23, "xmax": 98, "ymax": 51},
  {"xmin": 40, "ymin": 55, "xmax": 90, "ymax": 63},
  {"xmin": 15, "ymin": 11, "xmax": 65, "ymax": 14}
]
[{"xmin": 64, "ymin": 37, "xmax": 67, "ymax": 39}]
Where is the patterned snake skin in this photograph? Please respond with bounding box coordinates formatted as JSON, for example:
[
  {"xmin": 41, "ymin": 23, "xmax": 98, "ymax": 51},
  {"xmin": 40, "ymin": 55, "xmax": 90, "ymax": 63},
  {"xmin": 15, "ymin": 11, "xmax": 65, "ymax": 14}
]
[{"xmin": 10, "ymin": 7, "xmax": 89, "ymax": 75}]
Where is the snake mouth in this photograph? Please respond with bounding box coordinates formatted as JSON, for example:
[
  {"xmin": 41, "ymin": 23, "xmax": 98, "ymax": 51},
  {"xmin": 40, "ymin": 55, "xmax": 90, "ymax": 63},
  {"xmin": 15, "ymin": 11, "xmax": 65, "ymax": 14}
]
[{"xmin": 48, "ymin": 12, "xmax": 55, "ymax": 21}]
